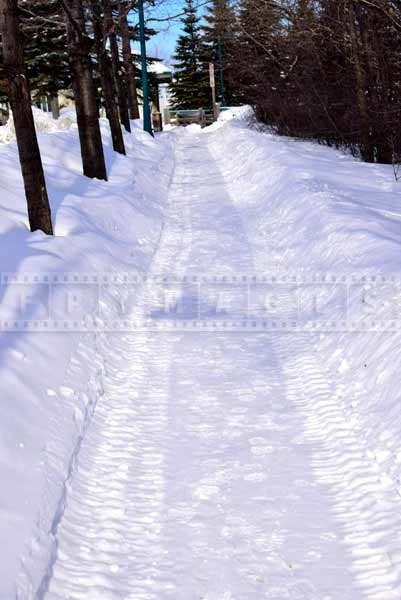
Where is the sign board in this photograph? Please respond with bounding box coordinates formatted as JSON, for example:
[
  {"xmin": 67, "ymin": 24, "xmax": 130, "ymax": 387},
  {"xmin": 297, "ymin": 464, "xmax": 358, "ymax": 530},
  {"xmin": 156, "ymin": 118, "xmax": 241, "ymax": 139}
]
[{"xmin": 209, "ymin": 63, "xmax": 215, "ymax": 88}]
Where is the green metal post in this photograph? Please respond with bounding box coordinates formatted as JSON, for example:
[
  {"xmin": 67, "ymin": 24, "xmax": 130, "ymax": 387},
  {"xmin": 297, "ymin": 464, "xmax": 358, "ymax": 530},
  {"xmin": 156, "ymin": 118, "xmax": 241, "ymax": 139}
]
[
  {"xmin": 138, "ymin": 0, "xmax": 153, "ymax": 135},
  {"xmin": 217, "ymin": 35, "xmax": 226, "ymax": 107}
]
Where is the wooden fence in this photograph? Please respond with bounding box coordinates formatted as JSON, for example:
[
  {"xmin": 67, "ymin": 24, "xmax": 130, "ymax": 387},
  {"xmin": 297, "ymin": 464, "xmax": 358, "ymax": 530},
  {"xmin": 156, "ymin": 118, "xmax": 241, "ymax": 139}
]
[{"xmin": 166, "ymin": 109, "xmax": 217, "ymax": 129}]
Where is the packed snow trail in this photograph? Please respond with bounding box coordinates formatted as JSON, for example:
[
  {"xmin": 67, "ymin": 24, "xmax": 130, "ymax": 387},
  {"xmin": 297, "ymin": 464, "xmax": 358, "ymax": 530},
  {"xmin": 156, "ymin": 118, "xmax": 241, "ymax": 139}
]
[{"xmin": 42, "ymin": 129, "xmax": 401, "ymax": 600}]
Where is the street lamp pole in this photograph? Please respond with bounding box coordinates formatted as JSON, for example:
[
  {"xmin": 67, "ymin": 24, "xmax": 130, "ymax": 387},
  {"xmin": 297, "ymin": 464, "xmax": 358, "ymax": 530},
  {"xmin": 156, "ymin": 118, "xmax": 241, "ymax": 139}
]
[{"xmin": 138, "ymin": 0, "xmax": 153, "ymax": 135}]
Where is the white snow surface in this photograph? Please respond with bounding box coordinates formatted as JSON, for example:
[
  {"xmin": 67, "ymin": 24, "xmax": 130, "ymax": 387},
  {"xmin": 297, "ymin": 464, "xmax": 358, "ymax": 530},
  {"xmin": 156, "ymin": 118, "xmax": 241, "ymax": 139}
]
[
  {"xmin": 1, "ymin": 109, "xmax": 401, "ymax": 599},
  {"xmin": 0, "ymin": 107, "xmax": 73, "ymax": 143}
]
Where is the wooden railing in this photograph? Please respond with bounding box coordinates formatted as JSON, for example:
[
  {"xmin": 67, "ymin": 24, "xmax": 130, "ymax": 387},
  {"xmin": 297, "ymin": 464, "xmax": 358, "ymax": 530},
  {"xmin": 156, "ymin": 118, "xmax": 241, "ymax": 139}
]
[{"xmin": 165, "ymin": 108, "xmax": 218, "ymax": 129}]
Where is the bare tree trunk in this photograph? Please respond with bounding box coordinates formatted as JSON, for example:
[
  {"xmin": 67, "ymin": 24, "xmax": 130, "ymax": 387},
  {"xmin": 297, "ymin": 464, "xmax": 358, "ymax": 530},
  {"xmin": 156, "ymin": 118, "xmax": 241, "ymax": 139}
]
[
  {"xmin": 0, "ymin": 0, "xmax": 53, "ymax": 235},
  {"xmin": 91, "ymin": 0, "xmax": 126, "ymax": 155},
  {"xmin": 49, "ymin": 93, "xmax": 60, "ymax": 119},
  {"xmin": 117, "ymin": 0, "xmax": 140, "ymax": 120},
  {"xmin": 103, "ymin": 0, "xmax": 131, "ymax": 132},
  {"xmin": 63, "ymin": 0, "xmax": 107, "ymax": 180},
  {"xmin": 361, "ymin": 16, "xmax": 393, "ymax": 164},
  {"xmin": 349, "ymin": 0, "xmax": 374, "ymax": 162}
]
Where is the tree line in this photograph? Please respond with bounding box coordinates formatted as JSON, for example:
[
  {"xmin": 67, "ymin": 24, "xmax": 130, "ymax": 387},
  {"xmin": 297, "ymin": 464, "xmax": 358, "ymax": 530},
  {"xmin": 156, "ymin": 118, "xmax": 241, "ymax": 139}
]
[
  {"xmin": 174, "ymin": 0, "xmax": 401, "ymax": 166},
  {"xmin": 170, "ymin": 0, "xmax": 238, "ymax": 110},
  {"xmin": 1, "ymin": 0, "xmax": 400, "ymax": 237},
  {"xmin": 0, "ymin": 0, "xmax": 159, "ymax": 235}
]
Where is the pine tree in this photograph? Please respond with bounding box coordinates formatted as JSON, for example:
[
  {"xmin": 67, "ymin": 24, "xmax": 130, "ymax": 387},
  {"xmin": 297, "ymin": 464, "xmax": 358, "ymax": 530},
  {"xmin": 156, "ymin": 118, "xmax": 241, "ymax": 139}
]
[
  {"xmin": 170, "ymin": 0, "xmax": 210, "ymax": 110},
  {"xmin": 203, "ymin": 0, "xmax": 238, "ymax": 105},
  {"xmin": 19, "ymin": 0, "xmax": 69, "ymax": 109},
  {"xmin": 0, "ymin": 0, "xmax": 69, "ymax": 116}
]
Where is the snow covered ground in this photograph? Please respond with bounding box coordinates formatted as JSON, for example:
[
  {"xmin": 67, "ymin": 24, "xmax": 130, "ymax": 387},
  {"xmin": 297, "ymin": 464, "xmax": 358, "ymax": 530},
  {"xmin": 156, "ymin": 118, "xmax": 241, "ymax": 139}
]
[{"xmin": 1, "ymin": 109, "xmax": 401, "ymax": 599}]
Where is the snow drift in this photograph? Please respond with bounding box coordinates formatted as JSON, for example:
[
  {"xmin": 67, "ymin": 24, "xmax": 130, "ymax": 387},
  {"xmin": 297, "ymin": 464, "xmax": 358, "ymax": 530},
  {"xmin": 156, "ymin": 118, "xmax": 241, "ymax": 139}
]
[
  {"xmin": 0, "ymin": 111, "xmax": 174, "ymax": 597},
  {"xmin": 208, "ymin": 119, "xmax": 401, "ymax": 552}
]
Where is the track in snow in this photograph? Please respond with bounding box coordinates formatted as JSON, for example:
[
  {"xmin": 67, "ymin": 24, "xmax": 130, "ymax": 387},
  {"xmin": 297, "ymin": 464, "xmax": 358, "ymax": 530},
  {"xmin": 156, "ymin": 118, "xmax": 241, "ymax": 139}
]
[{"xmin": 41, "ymin": 131, "xmax": 401, "ymax": 600}]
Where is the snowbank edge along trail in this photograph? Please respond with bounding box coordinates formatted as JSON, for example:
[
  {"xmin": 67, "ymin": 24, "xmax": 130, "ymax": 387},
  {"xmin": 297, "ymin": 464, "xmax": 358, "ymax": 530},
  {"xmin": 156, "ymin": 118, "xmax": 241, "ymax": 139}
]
[{"xmin": 38, "ymin": 133, "xmax": 191, "ymax": 599}]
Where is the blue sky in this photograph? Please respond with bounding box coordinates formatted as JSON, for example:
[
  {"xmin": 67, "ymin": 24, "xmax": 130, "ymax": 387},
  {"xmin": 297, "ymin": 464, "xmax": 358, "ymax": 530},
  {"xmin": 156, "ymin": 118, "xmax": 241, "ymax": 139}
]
[
  {"xmin": 148, "ymin": 1, "xmax": 184, "ymax": 65},
  {"xmin": 133, "ymin": 1, "xmax": 207, "ymax": 67}
]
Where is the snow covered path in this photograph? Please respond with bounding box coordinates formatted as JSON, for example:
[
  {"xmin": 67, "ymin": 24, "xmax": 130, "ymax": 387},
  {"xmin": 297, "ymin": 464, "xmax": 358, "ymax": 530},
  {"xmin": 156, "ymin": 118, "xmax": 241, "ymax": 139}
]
[{"xmin": 41, "ymin": 130, "xmax": 401, "ymax": 600}]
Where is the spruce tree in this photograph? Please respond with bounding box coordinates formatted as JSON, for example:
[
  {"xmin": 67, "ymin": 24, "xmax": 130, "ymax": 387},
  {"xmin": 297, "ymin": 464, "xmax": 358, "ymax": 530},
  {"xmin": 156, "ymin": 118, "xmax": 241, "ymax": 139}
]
[
  {"xmin": 170, "ymin": 0, "xmax": 210, "ymax": 110},
  {"xmin": 0, "ymin": 0, "xmax": 69, "ymax": 113},
  {"xmin": 203, "ymin": 0, "xmax": 238, "ymax": 105},
  {"xmin": 19, "ymin": 0, "xmax": 69, "ymax": 105}
]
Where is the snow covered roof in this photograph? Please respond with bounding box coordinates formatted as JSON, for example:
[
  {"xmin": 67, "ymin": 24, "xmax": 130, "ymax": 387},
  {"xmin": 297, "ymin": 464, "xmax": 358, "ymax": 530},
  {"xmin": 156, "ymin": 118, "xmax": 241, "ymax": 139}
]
[{"xmin": 148, "ymin": 61, "xmax": 171, "ymax": 75}]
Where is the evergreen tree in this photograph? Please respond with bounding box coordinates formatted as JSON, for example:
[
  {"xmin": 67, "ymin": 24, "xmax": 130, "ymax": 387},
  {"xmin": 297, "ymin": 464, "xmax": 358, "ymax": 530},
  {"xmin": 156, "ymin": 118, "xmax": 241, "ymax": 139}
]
[
  {"xmin": 0, "ymin": 0, "xmax": 69, "ymax": 114},
  {"xmin": 203, "ymin": 0, "xmax": 238, "ymax": 105},
  {"xmin": 170, "ymin": 0, "xmax": 210, "ymax": 110},
  {"xmin": 19, "ymin": 0, "xmax": 70, "ymax": 105}
]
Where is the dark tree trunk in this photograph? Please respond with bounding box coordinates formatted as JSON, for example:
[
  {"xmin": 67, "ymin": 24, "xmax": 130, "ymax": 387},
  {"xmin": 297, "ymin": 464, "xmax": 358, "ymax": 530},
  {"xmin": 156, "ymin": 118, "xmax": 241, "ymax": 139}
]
[
  {"xmin": 49, "ymin": 93, "xmax": 60, "ymax": 119},
  {"xmin": 91, "ymin": 0, "xmax": 126, "ymax": 155},
  {"xmin": 349, "ymin": 1, "xmax": 374, "ymax": 163},
  {"xmin": 63, "ymin": 0, "xmax": 107, "ymax": 180},
  {"xmin": 361, "ymin": 15, "xmax": 393, "ymax": 164},
  {"xmin": 375, "ymin": 143, "xmax": 393, "ymax": 164},
  {"xmin": 0, "ymin": 0, "xmax": 53, "ymax": 235},
  {"xmin": 117, "ymin": 0, "xmax": 140, "ymax": 120},
  {"xmin": 103, "ymin": 0, "xmax": 131, "ymax": 132}
]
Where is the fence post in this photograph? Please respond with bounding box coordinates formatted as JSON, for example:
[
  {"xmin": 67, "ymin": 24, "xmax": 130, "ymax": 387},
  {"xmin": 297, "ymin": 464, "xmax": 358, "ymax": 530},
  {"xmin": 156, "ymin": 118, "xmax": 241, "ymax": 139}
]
[{"xmin": 198, "ymin": 108, "xmax": 206, "ymax": 128}]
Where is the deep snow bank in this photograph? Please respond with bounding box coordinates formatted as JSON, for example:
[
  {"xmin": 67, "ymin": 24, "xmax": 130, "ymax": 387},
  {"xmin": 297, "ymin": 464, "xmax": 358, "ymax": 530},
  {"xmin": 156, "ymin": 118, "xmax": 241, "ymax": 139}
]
[
  {"xmin": 208, "ymin": 120, "xmax": 401, "ymax": 272},
  {"xmin": 0, "ymin": 107, "xmax": 73, "ymax": 143},
  {"xmin": 0, "ymin": 112, "xmax": 175, "ymax": 597},
  {"xmin": 207, "ymin": 119, "xmax": 401, "ymax": 527}
]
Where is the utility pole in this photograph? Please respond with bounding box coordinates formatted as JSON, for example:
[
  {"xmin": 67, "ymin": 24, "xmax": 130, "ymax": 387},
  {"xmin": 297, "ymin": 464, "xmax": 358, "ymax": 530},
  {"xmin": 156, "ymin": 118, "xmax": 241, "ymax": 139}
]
[
  {"xmin": 217, "ymin": 35, "xmax": 226, "ymax": 106},
  {"xmin": 138, "ymin": 0, "xmax": 153, "ymax": 136}
]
